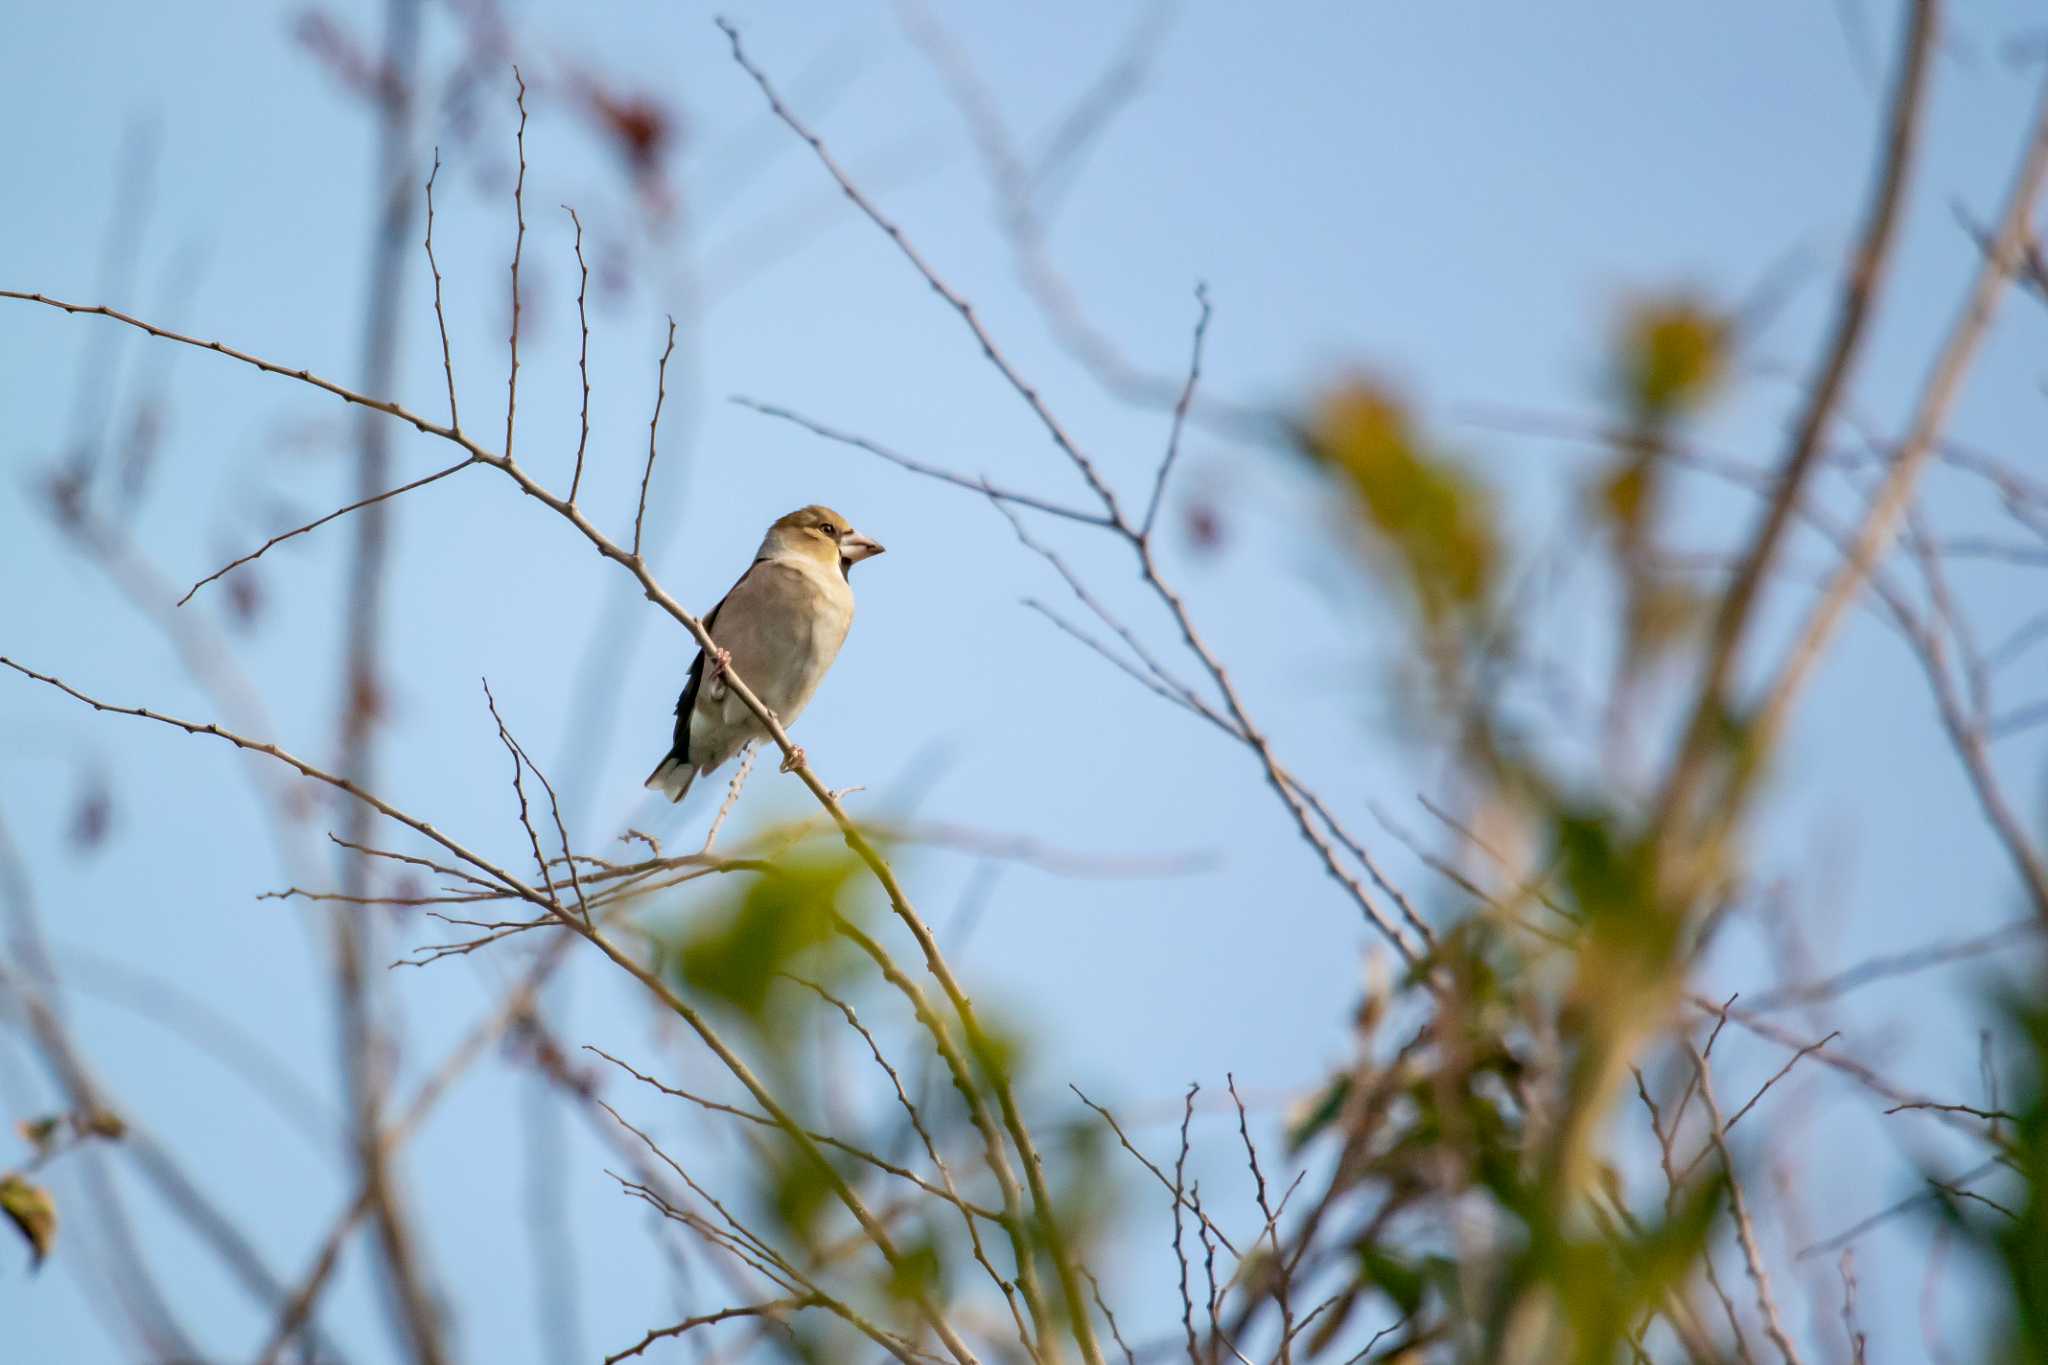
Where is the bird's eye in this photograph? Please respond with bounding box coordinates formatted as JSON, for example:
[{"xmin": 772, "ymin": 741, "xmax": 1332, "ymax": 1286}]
[{"xmin": 818, "ymin": 523, "xmax": 837, "ymax": 537}]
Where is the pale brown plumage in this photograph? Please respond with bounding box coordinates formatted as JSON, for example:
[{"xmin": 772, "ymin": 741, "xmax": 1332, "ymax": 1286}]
[{"xmin": 644, "ymin": 505, "xmax": 885, "ymax": 802}]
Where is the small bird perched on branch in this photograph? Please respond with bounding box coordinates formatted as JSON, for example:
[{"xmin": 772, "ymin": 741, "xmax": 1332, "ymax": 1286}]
[{"xmin": 644, "ymin": 504, "xmax": 885, "ymax": 802}]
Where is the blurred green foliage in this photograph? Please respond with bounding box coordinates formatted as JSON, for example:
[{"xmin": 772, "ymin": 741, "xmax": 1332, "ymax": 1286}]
[
  {"xmin": 657, "ymin": 846, "xmax": 866, "ymax": 1040},
  {"xmin": 3, "ymin": 1106, "xmax": 126, "ymax": 1272},
  {"xmin": 1611, "ymin": 296, "xmax": 1728, "ymax": 426},
  {"xmin": 1598, "ymin": 294, "xmax": 1731, "ymax": 675},
  {"xmin": 1300, "ymin": 381, "xmax": 1499, "ymax": 630},
  {"xmin": 0, "ymin": 1173, "xmax": 56, "ymax": 1269}
]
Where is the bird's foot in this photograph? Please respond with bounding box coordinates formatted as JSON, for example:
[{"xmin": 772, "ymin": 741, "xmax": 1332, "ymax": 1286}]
[
  {"xmin": 778, "ymin": 744, "xmax": 806, "ymax": 774},
  {"xmin": 707, "ymin": 645, "xmax": 733, "ymax": 679}
]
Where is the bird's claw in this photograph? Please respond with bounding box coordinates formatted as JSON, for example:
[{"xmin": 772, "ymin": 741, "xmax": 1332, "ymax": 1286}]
[
  {"xmin": 707, "ymin": 645, "xmax": 733, "ymax": 678},
  {"xmin": 778, "ymin": 744, "xmax": 806, "ymax": 774}
]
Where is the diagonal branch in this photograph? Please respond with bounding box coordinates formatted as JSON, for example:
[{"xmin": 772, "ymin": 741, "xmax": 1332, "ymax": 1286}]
[
  {"xmin": 177, "ymin": 455, "xmax": 476, "ymax": 606},
  {"xmin": 1651, "ymin": 0, "xmax": 1938, "ymax": 835},
  {"xmin": 736, "ymin": 396, "xmax": 1113, "ymax": 527}
]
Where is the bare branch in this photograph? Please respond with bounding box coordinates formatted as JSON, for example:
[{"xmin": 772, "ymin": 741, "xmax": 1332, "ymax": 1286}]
[
  {"xmin": 177, "ymin": 455, "xmax": 477, "ymax": 606},
  {"xmin": 584, "ymin": 1046, "xmax": 1002, "ymax": 1220},
  {"xmin": 1690, "ymin": 1044, "xmax": 1803, "ymax": 1365},
  {"xmin": 504, "ymin": 68, "xmax": 528, "ymax": 463},
  {"xmin": 594, "ymin": 1104, "xmax": 932, "ymax": 1365},
  {"xmin": 1172, "ymin": 1083, "xmax": 1200, "ymax": 1365},
  {"xmin": 1883, "ymin": 1099, "xmax": 2020, "ymax": 1124},
  {"xmin": 1749, "ymin": 75, "xmax": 2048, "ymax": 862},
  {"xmin": 424, "ymin": 149, "xmax": 459, "ymax": 429},
  {"xmin": 1069, "ymin": 1084, "xmax": 1238, "ymax": 1257},
  {"xmin": 701, "ymin": 742, "xmax": 756, "ymax": 853},
  {"xmin": 633, "ymin": 315, "xmax": 677, "ymax": 558},
  {"xmin": 565, "ymin": 204, "xmax": 592, "ymax": 502},
  {"xmin": 1142, "ymin": 284, "xmax": 1210, "ymax": 539},
  {"xmin": 604, "ymin": 1297, "xmax": 817, "ymax": 1365},
  {"xmin": 482, "ymin": 678, "xmax": 590, "ymax": 927},
  {"xmin": 735, "ymin": 395, "xmax": 1114, "ymax": 527},
  {"xmin": 1081, "ymin": 1266, "xmax": 1137, "ymax": 1365},
  {"xmin": 1741, "ymin": 915, "xmax": 2042, "ymax": 1011},
  {"xmin": 1677, "ymin": 1031, "xmax": 1838, "ymax": 1184},
  {"xmin": 1227, "ymin": 1073, "xmax": 1294, "ymax": 1362}
]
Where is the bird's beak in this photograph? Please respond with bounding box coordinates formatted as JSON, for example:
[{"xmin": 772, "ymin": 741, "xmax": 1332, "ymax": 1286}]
[{"xmin": 839, "ymin": 532, "xmax": 885, "ymax": 562}]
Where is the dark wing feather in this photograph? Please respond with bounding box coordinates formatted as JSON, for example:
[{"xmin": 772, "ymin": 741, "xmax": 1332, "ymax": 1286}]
[{"xmin": 665, "ymin": 565, "xmax": 750, "ymax": 763}]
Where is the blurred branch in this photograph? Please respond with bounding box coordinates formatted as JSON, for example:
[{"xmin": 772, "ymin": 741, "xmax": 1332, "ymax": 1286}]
[
  {"xmin": 0, "ymin": 808, "xmax": 340, "ymax": 1360},
  {"xmin": 1746, "ymin": 81, "xmax": 2048, "ymax": 908},
  {"xmin": 1650, "ymin": 0, "xmax": 1936, "ymax": 857}
]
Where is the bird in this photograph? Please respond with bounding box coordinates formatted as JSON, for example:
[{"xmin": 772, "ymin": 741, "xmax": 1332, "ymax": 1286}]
[{"xmin": 644, "ymin": 504, "xmax": 885, "ymax": 803}]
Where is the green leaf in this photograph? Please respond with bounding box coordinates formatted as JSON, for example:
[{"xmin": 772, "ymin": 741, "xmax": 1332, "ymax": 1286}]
[
  {"xmin": 884, "ymin": 1236, "xmax": 943, "ymax": 1305},
  {"xmin": 1360, "ymin": 1246, "xmax": 1427, "ymax": 1316},
  {"xmin": 1286, "ymin": 1073, "xmax": 1352, "ymax": 1153},
  {"xmin": 666, "ymin": 849, "xmax": 862, "ymax": 1033},
  {"xmin": 964, "ymin": 1014, "xmax": 1029, "ymax": 1097},
  {"xmin": 763, "ymin": 1144, "xmax": 844, "ymax": 1246}
]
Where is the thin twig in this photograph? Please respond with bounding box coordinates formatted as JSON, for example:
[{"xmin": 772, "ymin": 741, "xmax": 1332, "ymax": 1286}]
[
  {"xmin": 584, "ymin": 1046, "xmax": 1002, "ymax": 1220},
  {"xmin": 634, "ymin": 316, "xmax": 677, "ymax": 558},
  {"xmin": 1883, "ymin": 1099, "xmax": 2020, "ymax": 1123},
  {"xmin": 1689, "ymin": 1044, "xmax": 1803, "ymax": 1365},
  {"xmin": 1142, "ymin": 284, "xmax": 1210, "ymax": 539},
  {"xmin": 1069, "ymin": 1085, "xmax": 1238, "ymax": 1256},
  {"xmin": 424, "ymin": 149, "xmax": 459, "ymax": 429},
  {"xmin": 504, "ymin": 68, "xmax": 528, "ymax": 463},
  {"xmin": 604, "ymin": 1297, "xmax": 817, "ymax": 1365},
  {"xmin": 1226, "ymin": 1073, "xmax": 1294, "ymax": 1361},
  {"xmin": 482, "ymin": 678, "xmax": 590, "ymax": 927},
  {"xmin": 176, "ymin": 456, "xmax": 476, "ymax": 606},
  {"xmin": 1171, "ymin": 1083, "xmax": 1199, "ymax": 1365},
  {"xmin": 1676, "ymin": 1031, "xmax": 1839, "ymax": 1183},
  {"xmin": 565, "ymin": 204, "xmax": 592, "ymax": 502},
  {"xmin": 595, "ymin": 1107, "xmax": 926, "ymax": 1364},
  {"xmin": 1081, "ymin": 1267, "xmax": 1137, "ymax": 1365},
  {"xmin": 701, "ymin": 743, "xmax": 756, "ymax": 853},
  {"xmin": 737, "ymin": 397, "xmax": 1112, "ymax": 527}
]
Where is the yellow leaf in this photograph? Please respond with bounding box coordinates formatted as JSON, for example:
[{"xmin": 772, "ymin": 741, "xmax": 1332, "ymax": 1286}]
[
  {"xmin": 1301, "ymin": 380, "xmax": 1498, "ymax": 624},
  {"xmin": 1613, "ymin": 295, "xmax": 1728, "ymax": 420},
  {"xmin": 0, "ymin": 1174, "xmax": 57, "ymax": 1269}
]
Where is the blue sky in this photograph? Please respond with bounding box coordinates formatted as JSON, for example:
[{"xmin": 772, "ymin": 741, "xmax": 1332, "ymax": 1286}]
[{"xmin": 4, "ymin": 1, "xmax": 2047, "ymax": 1360}]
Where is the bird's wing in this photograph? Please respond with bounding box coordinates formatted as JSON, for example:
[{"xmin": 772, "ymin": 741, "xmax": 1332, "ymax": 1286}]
[{"xmin": 666, "ymin": 568, "xmax": 745, "ymax": 763}]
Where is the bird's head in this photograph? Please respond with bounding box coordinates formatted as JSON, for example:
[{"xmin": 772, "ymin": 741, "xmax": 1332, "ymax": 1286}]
[{"xmin": 764, "ymin": 504, "xmax": 885, "ymax": 578}]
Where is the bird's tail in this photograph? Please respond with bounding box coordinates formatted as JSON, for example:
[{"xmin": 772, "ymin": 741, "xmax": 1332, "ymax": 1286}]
[{"xmin": 643, "ymin": 751, "xmax": 697, "ymax": 804}]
